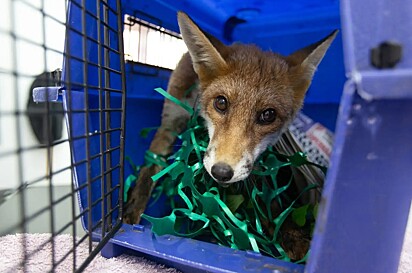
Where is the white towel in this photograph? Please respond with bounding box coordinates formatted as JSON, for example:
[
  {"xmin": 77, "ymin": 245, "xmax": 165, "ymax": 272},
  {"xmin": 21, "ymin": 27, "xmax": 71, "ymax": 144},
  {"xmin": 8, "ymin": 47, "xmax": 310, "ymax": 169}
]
[{"xmin": 0, "ymin": 233, "xmax": 180, "ymax": 273}]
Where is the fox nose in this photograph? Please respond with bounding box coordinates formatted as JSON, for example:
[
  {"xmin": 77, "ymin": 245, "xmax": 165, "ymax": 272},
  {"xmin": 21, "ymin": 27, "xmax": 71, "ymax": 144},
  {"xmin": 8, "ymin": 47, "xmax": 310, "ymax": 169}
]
[{"xmin": 211, "ymin": 163, "xmax": 234, "ymax": 182}]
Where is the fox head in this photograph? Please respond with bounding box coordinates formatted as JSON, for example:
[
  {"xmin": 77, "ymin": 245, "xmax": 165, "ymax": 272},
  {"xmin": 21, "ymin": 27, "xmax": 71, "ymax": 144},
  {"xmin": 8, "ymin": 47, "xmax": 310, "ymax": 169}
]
[{"xmin": 177, "ymin": 12, "xmax": 337, "ymax": 185}]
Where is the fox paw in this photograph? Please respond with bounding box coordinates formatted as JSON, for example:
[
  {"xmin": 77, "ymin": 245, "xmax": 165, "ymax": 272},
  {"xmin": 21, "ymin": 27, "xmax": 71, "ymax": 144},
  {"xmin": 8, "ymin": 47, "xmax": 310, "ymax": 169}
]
[
  {"xmin": 123, "ymin": 198, "xmax": 144, "ymax": 224},
  {"xmin": 122, "ymin": 165, "xmax": 161, "ymax": 224}
]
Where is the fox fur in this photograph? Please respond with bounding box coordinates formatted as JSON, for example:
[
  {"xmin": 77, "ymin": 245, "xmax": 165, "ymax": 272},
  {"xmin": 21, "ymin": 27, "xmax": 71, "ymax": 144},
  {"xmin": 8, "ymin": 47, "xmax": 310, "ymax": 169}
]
[{"xmin": 124, "ymin": 12, "xmax": 337, "ymax": 225}]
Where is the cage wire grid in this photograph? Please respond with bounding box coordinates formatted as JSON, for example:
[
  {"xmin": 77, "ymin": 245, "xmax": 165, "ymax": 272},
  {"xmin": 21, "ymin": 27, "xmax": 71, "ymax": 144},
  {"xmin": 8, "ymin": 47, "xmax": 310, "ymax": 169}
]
[{"xmin": 0, "ymin": 0, "xmax": 126, "ymax": 272}]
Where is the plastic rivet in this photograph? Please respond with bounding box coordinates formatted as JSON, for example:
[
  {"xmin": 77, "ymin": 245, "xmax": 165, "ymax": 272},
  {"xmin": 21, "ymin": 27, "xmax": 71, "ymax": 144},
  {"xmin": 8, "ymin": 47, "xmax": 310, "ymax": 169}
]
[
  {"xmin": 367, "ymin": 152, "xmax": 378, "ymax": 160},
  {"xmin": 133, "ymin": 224, "xmax": 145, "ymax": 232},
  {"xmin": 353, "ymin": 104, "xmax": 361, "ymax": 111},
  {"xmin": 367, "ymin": 116, "xmax": 377, "ymax": 125},
  {"xmin": 371, "ymin": 41, "xmax": 402, "ymax": 69}
]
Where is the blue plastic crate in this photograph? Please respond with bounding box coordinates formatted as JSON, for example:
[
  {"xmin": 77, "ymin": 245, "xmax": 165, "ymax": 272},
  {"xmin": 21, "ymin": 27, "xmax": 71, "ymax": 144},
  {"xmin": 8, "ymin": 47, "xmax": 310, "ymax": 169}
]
[
  {"xmin": 307, "ymin": 0, "xmax": 412, "ymax": 272},
  {"xmin": 60, "ymin": 0, "xmax": 412, "ymax": 272}
]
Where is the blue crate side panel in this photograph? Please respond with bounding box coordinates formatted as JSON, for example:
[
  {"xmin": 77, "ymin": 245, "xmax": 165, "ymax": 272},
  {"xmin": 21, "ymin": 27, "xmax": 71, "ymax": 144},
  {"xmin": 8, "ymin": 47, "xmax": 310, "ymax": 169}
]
[
  {"xmin": 306, "ymin": 0, "xmax": 412, "ymax": 272},
  {"xmin": 341, "ymin": 0, "xmax": 412, "ymax": 99},
  {"xmin": 301, "ymin": 103, "xmax": 339, "ymax": 132},
  {"xmin": 125, "ymin": 62, "xmax": 171, "ymax": 100},
  {"xmin": 306, "ymin": 83, "xmax": 412, "ymax": 273},
  {"xmin": 341, "ymin": 0, "xmax": 412, "ymax": 73},
  {"xmin": 122, "ymin": 62, "xmax": 174, "ymax": 220}
]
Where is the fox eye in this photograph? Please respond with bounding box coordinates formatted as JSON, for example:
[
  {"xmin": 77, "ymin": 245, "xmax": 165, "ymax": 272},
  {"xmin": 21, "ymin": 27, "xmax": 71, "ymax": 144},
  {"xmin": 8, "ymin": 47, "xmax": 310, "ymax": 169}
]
[
  {"xmin": 214, "ymin": 96, "xmax": 228, "ymax": 113},
  {"xmin": 258, "ymin": 108, "xmax": 276, "ymax": 124}
]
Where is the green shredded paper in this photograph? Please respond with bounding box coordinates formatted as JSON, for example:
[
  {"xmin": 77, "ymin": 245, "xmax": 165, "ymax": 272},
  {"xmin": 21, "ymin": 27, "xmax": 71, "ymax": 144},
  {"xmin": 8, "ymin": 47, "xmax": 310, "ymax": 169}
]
[{"xmin": 125, "ymin": 87, "xmax": 326, "ymax": 263}]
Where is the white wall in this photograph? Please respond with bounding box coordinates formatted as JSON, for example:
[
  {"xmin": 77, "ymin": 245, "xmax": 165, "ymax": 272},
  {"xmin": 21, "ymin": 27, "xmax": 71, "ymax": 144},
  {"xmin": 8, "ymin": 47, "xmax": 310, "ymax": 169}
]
[{"xmin": 0, "ymin": 0, "xmax": 70, "ymax": 190}]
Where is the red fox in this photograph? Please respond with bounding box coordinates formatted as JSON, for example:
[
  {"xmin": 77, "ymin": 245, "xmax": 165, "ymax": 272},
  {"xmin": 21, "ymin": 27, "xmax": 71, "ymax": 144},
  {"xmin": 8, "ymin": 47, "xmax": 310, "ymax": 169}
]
[{"xmin": 124, "ymin": 12, "xmax": 337, "ymax": 225}]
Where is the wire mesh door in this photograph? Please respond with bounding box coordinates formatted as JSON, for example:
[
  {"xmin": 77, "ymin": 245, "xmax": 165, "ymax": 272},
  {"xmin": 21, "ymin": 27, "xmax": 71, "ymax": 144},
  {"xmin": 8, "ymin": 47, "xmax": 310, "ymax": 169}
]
[{"xmin": 0, "ymin": 0, "xmax": 126, "ymax": 272}]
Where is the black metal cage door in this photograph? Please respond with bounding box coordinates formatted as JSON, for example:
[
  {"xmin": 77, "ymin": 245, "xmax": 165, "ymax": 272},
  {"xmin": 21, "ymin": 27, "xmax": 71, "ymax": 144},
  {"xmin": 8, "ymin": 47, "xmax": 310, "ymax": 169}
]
[{"xmin": 0, "ymin": 0, "xmax": 126, "ymax": 272}]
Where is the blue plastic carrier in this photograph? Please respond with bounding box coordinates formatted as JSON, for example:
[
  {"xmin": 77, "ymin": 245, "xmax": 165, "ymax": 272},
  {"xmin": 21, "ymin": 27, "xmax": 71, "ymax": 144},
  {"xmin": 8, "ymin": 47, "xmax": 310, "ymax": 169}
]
[{"xmin": 62, "ymin": 0, "xmax": 412, "ymax": 272}]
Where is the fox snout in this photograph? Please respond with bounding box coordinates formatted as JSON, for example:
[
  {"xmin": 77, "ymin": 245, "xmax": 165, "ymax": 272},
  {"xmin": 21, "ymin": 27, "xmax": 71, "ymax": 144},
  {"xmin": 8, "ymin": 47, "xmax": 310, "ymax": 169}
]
[
  {"xmin": 202, "ymin": 116, "xmax": 278, "ymax": 184},
  {"xmin": 203, "ymin": 128, "xmax": 279, "ymax": 184},
  {"xmin": 204, "ymin": 147, "xmax": 253, "ymax": 184},
  {"xmin": 203, "ymin": 146, "xmax": 254, "ymax": 184}
]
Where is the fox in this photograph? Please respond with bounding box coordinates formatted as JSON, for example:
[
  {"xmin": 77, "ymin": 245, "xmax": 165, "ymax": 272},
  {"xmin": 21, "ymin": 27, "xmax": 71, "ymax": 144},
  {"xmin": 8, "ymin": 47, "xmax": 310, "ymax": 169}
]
[{"xmin": 123, "ymin": 11, "xmax": 337, "ymax": 225}]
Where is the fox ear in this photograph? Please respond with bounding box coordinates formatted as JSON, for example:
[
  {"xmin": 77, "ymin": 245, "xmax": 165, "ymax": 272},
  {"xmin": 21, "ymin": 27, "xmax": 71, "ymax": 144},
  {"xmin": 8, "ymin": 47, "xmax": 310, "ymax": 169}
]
[
  {"xmin": 177, "ymin": 12, "xmax": 227, "ymax": 81},
  {"xmin": 287, "ymin": 30, "xmax": 338, "ymax": 101}
]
